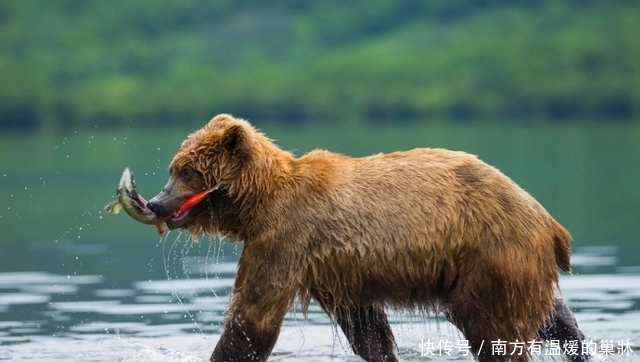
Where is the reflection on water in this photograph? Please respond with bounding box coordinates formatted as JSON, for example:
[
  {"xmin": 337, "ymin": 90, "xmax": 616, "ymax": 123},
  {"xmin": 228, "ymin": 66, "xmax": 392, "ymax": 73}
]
[{"xmin": 0, "ymin": 240, "xmax": 638, "ymax": 361}]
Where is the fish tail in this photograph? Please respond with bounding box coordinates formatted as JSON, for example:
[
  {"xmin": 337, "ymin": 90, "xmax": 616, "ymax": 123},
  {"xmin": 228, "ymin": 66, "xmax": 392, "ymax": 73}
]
[{"xmin": 104, "ymin": 200, "xmax": 122, "ymax": 214}]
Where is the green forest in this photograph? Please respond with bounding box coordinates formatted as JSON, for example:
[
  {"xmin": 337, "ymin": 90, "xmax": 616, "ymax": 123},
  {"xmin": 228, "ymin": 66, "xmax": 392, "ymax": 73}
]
[
  {"xmin": 1, "ymin": 0, "xmax": 639, "ymax": 132},
  {"xmin": 0, "ymin": 1, "xmax": 639, "ymax": 246}
]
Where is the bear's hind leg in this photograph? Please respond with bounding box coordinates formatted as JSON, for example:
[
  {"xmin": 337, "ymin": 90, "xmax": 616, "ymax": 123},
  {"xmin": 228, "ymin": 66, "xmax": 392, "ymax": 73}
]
[
  {"xmin": 334, "ymin": 305, "xmax": 398, "ymax": 362},
  {"xmin": 445, "ymin": 310, "xmax": 525, "ymax": 362},
  {"xmin": 538, "ymin": 297, "xmax": 591, "ymax": 362}
]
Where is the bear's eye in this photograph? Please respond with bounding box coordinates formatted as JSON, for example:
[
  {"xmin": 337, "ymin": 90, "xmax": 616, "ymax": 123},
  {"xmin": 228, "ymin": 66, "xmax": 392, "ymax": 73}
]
[{"xmin": 179, "ymin": 167, "xmax": 194, "ymax": 180}]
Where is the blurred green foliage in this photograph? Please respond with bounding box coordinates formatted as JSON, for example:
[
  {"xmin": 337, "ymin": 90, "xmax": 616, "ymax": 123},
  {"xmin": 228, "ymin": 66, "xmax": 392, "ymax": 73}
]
[
  {"xmin": 1, "ymin": 1, "xmax": 638, "ymax": 247},
  {"xmin": 1, "ymin": 0, "xmax": 639, "ymax": 131}
]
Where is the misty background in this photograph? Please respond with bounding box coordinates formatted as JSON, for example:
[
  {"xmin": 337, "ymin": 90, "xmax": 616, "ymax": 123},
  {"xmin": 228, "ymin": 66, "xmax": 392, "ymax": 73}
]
[{"xmin": 0, "ymin": 0, "xmax": 638, "ymax": 251}]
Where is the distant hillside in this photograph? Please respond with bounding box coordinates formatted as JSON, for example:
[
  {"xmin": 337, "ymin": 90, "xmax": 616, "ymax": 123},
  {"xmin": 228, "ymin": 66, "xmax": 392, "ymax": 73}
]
[{"xmin": 0, "ymin": 0, "xmax": 638, "ymax": 132}]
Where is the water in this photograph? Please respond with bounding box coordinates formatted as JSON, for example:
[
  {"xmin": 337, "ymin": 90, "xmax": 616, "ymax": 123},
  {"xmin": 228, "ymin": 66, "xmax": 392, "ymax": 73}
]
[{"xmin": 0, "ymin": 239, "xmax": 638, "ymax": 361}]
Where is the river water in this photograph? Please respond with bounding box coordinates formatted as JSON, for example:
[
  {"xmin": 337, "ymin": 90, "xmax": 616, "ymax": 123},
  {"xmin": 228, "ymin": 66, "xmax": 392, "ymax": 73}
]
[{"xmin": 0, "ymin": 237, "xmax": 638, "ymax": 361}]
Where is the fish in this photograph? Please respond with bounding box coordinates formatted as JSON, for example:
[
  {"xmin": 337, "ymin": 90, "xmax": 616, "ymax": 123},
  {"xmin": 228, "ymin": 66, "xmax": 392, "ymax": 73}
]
[
  {"xmin": 104, "ymin": 167, "xmax": 167, "ymax": 237},
  {"xmin": 173, "ymin": 186, "xmax": 217, "ymax": 219},
  {"xmin": 104, "ymin": 167, "xmax": 217, "ymax": 237}
]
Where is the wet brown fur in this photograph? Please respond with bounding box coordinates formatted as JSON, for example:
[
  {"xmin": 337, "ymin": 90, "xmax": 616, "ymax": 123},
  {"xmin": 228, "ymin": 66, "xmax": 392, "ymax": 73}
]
[{"xmin": 156, "ymin": 114, "xmax": 576, "ymax": 362}]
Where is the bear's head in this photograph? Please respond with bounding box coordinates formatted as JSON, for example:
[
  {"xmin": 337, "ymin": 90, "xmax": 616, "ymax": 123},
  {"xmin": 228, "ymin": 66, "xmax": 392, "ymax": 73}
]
[{"xmin": 147, "ymin": 114, "xmax": 282, "ymax": 238}]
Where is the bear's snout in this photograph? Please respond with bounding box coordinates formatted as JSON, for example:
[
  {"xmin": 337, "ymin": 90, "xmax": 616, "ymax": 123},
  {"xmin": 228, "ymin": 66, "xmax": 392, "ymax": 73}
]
[{"xmin": 147, "ymin": 198, "xmax": 169, "ymax": 217}]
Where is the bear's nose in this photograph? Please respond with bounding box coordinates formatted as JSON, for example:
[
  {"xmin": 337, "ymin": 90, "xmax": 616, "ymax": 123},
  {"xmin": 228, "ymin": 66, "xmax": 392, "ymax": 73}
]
[{"xmin": 147, "ymin": 201, "xmax": 165, "ymax": 216}]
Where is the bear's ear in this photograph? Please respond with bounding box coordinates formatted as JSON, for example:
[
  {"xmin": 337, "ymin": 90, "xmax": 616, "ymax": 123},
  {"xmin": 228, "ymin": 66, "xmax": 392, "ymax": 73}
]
[{"xmin": 221, "ymin": 124, "xmax": 250, "ymax": 155}]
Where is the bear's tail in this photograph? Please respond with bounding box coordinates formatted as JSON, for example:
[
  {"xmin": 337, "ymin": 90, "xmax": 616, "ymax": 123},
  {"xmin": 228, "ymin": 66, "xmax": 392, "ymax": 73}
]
[{"xmin": 552, "ymin": 220, "xmax": 572, "ymax": 272}]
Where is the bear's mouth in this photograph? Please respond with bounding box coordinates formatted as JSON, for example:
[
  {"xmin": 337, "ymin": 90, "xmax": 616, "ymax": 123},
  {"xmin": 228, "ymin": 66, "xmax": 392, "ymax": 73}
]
[
  {"xmin": 167, "ymin": 208, "xmax": 193, "ymax": 229},
  {"xmin": 165, "ymin": 186, "xmax": 218, "ymax": 229}
]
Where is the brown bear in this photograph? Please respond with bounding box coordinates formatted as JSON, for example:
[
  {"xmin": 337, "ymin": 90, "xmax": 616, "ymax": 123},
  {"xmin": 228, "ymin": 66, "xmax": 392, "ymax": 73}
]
[{"xmin": 147, "ymin": 114, "xmax": 588, "ymax": 362}]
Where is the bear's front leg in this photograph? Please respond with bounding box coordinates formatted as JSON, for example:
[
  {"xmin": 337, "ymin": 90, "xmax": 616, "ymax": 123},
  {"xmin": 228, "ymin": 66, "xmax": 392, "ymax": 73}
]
[
  {"xmin": 210, "ymin": 244, "xmax": 298, "ymax": 362},
  {"xmin": 210, "ymin": 311, "xmax": 284, "ymax": 362}
]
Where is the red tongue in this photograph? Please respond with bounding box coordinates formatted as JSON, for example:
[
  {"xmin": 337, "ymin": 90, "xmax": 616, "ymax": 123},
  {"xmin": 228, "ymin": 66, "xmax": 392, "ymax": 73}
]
[{"xmin": 174, "ymin": 188, "xmax": 215, "ymax": 217}]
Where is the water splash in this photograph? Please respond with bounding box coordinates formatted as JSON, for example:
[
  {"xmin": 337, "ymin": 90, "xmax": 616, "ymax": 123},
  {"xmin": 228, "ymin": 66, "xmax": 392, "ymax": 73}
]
[
  {"xmin": 121, "ymin": 343, "xmax": 203, "ymax": 362},
  {"xmin": 162, "ymin": 231, "xmax": 203, "ymax": 335}
]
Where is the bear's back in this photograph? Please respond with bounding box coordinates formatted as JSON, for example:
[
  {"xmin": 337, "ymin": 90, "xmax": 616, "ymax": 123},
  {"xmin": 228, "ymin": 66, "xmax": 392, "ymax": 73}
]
[{"xmin": 291, "ymin": 147, "xmax": 560, "ymax": 310}]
